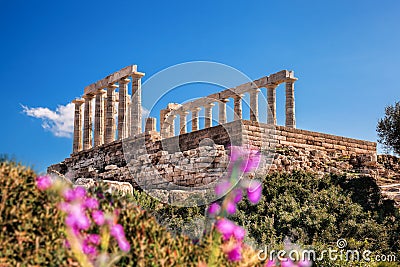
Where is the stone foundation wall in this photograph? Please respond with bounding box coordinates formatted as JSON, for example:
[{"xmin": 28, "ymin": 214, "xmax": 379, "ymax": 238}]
[
  {"xmin": 242, "ymin": 120, "xmax": 376, "ymax": 156},
  {"xmin": 49, "ymin": 119, "xmax": 382, "ymax": 190}
]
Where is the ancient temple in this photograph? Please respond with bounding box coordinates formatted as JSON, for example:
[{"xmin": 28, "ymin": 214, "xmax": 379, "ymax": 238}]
[{"xmin": 49, "ymin": 65, "xmax": 380, "ymax": 205}]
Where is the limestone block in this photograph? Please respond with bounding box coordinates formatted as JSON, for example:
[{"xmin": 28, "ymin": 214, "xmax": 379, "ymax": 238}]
[
  {"xmin": 74, "ymin": 178, "xmax": 96, "ymax": 189},
  {"xmin": 105, "ymin": 165, "xmax": 118, "ymax": 171}
]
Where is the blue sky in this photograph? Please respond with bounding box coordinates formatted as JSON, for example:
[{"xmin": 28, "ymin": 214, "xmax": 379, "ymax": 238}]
[{"xmin": 1, "ymin": 0, "xmax": 399, "ymax": 173}]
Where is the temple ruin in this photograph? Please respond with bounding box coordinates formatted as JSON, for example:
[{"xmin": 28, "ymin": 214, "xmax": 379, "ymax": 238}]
[
  {"xmin": 69, "ymin": 65, "xmax": 298, "ymax": 153},
  {"xmin": 71, "ymin": 65, "xmax": 144, "ymax": 153},
  {"xmin": 49, "ymin": 64, "xmax": 393, "ymax": 204}
]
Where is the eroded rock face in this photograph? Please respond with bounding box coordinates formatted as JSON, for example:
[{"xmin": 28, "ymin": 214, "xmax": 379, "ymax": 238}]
[
  {"xmin": 73, "ymin": 178, "xmax": 133, "ymax": 196},
  {"xmin": 49, "ymin": 143, "xmax": 400, "ymax": 189},
  {"xmin": 74, "ymin": 178, "xmax": 96, "ymax": 189},
  {"xmin": 102, "ymin": 180, "xmax": 133, "ymax": 196},
  {"xmin": 52, "ymin": 142, "xmax": 399, "ymax": 190},
  {"xmin": 49, "ymin": 120, "xmax": 382, "ymax": 188},
  {"xmin": 48, "ymin": 119, "xmax": 400, "ymax": 206},
  {"xmin": 50, "ymin": 146, "xmax": 400, "ymax": 207}
]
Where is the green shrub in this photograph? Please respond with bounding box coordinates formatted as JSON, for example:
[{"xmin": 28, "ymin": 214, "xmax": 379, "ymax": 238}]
[
  {"xmin": 1, "ymin": 159, "xmax": 398, "ymax": 267},
  {"xmin": 233, "ymin": 171, "xmax": 400, "ymax": 266},
  {"xmin": 0, "ymin": 160, "xmax": 247, "ymax": 266},
  {"xmin": 0, "ymin": 160, "xmax": 75, "ymax": 266}
]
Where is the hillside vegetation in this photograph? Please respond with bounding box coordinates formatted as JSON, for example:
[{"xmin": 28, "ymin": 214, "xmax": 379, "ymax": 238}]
[{"xmin": 0, "ymin": 159, "xmax": 399, "ymax": 266}]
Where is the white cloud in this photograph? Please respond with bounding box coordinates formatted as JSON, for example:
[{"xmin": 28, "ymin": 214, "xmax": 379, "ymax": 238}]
[
  {"xmin": 22, "ymin": 103, "xmax": 153, "ymax": 139},
  {"xmin": 22, "ymin": 103, "xmax": 74, "ymax": 138}
]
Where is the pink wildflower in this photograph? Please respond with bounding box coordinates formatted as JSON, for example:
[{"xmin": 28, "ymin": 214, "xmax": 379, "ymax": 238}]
[
  {"xmin": 110, "ymin": 224, "xmax": 130, "ymax": 252},
  {"xmin": 117, "ymin": 237, "xmax": 131, "ymax": 252},
  {"xmin": 281, "ymin": 259, "xmax": 295, "ymax": 267},
  {"xmin": 64, "ymin": 239, "xmax": 71, "ymax": 249},
  {"xmin": 36, "ymin": 176, "xmax": 52, "ymax": 191},
  {"xmin": 58, "ymin": 201, "xmax": 70, "ymax": 212},
  {"xmin": 65, "ymin": 203, "xmax": 90, "ymax": 230},
  {"xmin": 233, "ymin": 189, "xmax": 243, "ymax": 203},
  {"xmin": 63, "ymin": 187, "xmax": 87, "ymax": 202},
  {"xmin": 247, "ymin": 180, "xmax": 262, "ymax": 204},
  {"xmin": 229, "ymin": 146, "xmax": 243, "ymax": 162},
  {"xmin": 92, "ymin": 210, "xmax": 105, "ymax": 226},
  {"xmin": 215, "ymin": 218, "xmax": 235, "ymax": 240},
  {"xmin": 111, "ymin": 224, "xmax": 127, "ymax": 241},
  {"xmin": 227, "ymin": 242, "xmax": 242, "ymax": 262},
  {"xmin": 86, "ymin": 234, "xmax": 101, "ymax": 245},
  {"xmin": 265, "ymin": 260, "xmax": 277, "ymax": 267},
  {"xmin": 208, "ymin": 203, "xmax": 221, "ymax": 216},
  {"xmin": 226, "ymin": 201, "xmax": 236, "ymax": 214},
  {"xmin": 84, "ymin": 197, "xmax": 99, "ymax": 210},
  {"xmin": 233, "ymin": 225, "xmax": 245, "ymax": 241},
  {"xmin": 74, "ymin": 187, "xmax": 86, "ymax": 198},
  {"xmin": 241, "ymin": 149, "xmax": 261, "ymax": 173},
  {"xmin": 298, "ymin": 259, "xmax": 312, "ymax": 267},
  {"xmin": 229, "ymin": 146, "xmax": 261, "ymax": 173},
  {"xmin": 63, "ymin": 189, "xmax": 75, "ymax": 202},
  {"xmin": 82, "ymin": 242, "xmax": 97, "ymax": 256},
  {"xmin": 215, "ymin": 218, "xmax": 244, "ymax": 240}
]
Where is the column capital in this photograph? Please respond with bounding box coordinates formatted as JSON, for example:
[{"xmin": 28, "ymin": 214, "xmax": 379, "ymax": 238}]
[
  {"xmin": 219, "ymin": 98, "xmax": 229, "ymax": 103},
  {"xmin": 204, "ymin": 102, "xmax": 215, "ymax": 108},
  {"xmin": 107, "ymin": 83, "xmax": 118, "ymax": 89},
  {"xmin": 119, "ymin": 78, "xmax": 131, "ymax": 84},
  {"xmin": 233, "ymin": 94, "xmax": 244, "ymax": 99},
  {"xmin": 191, "ymin": 106, "xmax": 201, "ymax": 112},
  {"xmin": 72, "ymin": 98, "xmax": 85, "ymax": 105},
  {"xmin": 266, "ymin": 83, "xmax": 279, "ymax": 89},
  {"xmin": 131, "ymin": 72, "xmax": 145, "ymax": 79},
  {"xmin": 179, "ymin": 109, "xmax": 190, "ymax": 116},
  {"xmin": 167, "ymin": 112, "xmax": 177, "ymax": 119},
  {"xmin": 249, "ymin": 88, "xmax": 261, "ymax": 94},
  {"xmin": 82, "ymin": 94, "xmax": 94, "ymax": 100},
  {"xmin": 285, "ymin": 77, "xmax": 298, "ymax": 83},
  {"xmin": 95, "ymin": 89, "xmax": 107, "ymax": 95}
]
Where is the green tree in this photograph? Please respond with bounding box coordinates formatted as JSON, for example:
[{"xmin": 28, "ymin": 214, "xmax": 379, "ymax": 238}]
[{"xmin": 377, "ymin": 101, "xmax": 400, "ymax": 155}]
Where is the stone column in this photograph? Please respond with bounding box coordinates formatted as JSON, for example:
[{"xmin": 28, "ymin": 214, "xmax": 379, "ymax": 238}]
[
  {"xmin": 168, "ymin": 113, "xmax": 177, "ymax": 137},
  {"xmin": 218, "ymin": 98, "xmax": 229, "ymax": 124},
  {"xmin": 131, "ymin": 74, "xmax": 144, "ymax": 136},
  {"xmin": 160, "ymin": 109, "xmax": 169, "ymax": 138},
  {"xmin": 105, "ymin": 84, "xmax": 118, "ymax": 143},
  {"xmin": 83, "ymin": 94, "xmax": 94, "ymax": 150},
  {"xmin": 285, "ymin": 80, "xmax": 296, "ymax": 128},
  {"xmin": 179, "ymin": 109, "xmax": 189, "ymax": 134},
  {"xmin": 233, "ymin": 94, "xmax": 243, "ymax": 120},
  {"xmin": 72, "ymin": 98, "xmax": 84, "ymax": 153},
  {"xmin": 267, "ymin": 85, "xmax": 277, "ymax": 125},
  {"xmin": 204, "ymin": 103, "xmax": 215, "ymax": 128},
  {"xmin": 191, "ymin": 107, "xmax": 201, "ymax": 131},
  {"xmin": 94, "ymin": 89, "xmax": 106, "ymax": 147},
  {"xmin": 145, "ymin": 117, "xmax": 157, "ymax": 132},
  {"xmin": 127, "ymin": 95, "xmax": 132, "ymax": 137},
  {"xmin": 118, "ymin": 78, "xmax": 130, "ymax": 140},
  {"xmin": 250, "ymin": 89, "xmax": 260, "ymax": 121}
]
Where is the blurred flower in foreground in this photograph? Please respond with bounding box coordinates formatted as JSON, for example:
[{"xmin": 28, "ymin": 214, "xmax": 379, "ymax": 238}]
[
  {"xmin": 36, "ymin": 175, "xmax": 52, "ymax": 191},
  {"xmin": 207, "ymin": 145, "xmax": 263, "ymax": 264},
  {"xmin": 36, "ymin": 176, "xmax": 129, "ymax": 267}
]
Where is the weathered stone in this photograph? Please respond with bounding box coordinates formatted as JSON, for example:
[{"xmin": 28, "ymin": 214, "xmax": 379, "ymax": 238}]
[
  {"xmin": 49, "ymin": 66, "xmax": 400, "ymax": 208},
  {"xmin": 72, "ymin": 99, "xmax": 85, "ymax": 153},
  {"xmin": 103, "ymin": 180, "xmax": 133, "ymax": 196},
  {"xmin": 105, "ymin": 165, "xmax": 118, "ymax": 170}
]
